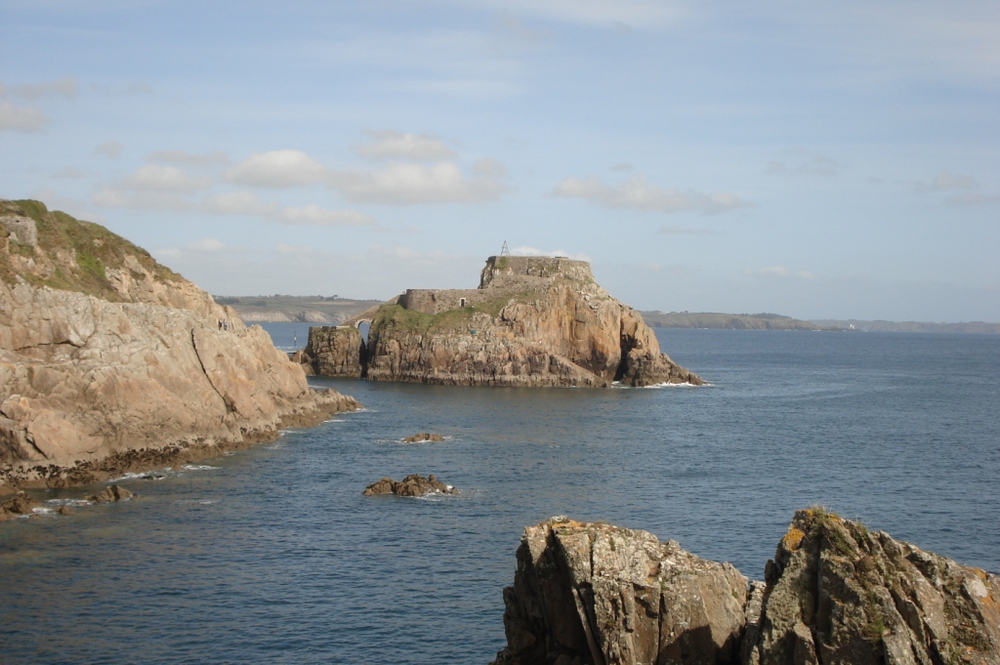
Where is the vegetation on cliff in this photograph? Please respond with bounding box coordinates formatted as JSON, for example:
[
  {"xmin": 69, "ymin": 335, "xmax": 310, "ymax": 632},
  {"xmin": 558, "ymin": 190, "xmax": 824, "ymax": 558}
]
[{"xmin": 0, "ymin": 199, "xmax": 180, "ymax": 300}]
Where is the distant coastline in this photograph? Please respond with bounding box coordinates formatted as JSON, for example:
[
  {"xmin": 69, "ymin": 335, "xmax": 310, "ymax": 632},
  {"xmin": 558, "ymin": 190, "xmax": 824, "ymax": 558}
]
[
  {"xmin": 641, "ymin": 311, "xmax": 1000, "ymax": 334},
  {"xmin": 220, "ymin": 296, "xmax": 1000, "ymax": 335}
]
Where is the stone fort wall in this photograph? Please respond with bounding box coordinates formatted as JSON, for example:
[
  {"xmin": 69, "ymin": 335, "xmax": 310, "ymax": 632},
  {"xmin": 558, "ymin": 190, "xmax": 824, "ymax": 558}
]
[{"xmin": 398, "ymin": 255, "xmax": 596, "ymax": 315}]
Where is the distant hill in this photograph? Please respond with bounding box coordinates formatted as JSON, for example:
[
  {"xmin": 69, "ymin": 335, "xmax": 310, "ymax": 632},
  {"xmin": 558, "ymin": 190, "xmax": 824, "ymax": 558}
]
[
  {"xmin": 216, "ymin": 294, "xmax": 384, "ymax": 324},
  {"xmin": 640, "ymin": 311, "xmax": 838, "ymax": 331},
  {"xmin": 809, "ymin": 319, "xmax": 1000, "ymax": 334}
]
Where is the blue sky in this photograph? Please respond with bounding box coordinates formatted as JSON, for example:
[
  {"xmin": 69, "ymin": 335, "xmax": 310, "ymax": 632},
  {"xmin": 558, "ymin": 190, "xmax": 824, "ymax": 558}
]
[{"xmin": 2, "ymin": 0, "xmax": 998, "ymax": 321}]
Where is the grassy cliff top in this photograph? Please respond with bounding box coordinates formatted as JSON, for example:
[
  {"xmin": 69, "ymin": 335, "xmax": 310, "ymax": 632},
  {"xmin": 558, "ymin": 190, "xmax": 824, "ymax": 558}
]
[{"xmin": 0, "ymin": 199, "xmax": 181, "ymax": 300}]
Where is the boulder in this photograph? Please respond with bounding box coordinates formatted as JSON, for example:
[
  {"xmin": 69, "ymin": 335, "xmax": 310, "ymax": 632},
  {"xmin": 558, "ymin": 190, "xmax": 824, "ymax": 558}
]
[
  {"xmin": 363, "ymin": 474, "xmax": 457, "ymax": 497},
  {"xmin": 402, "ymin": 433, "xmax": 445, "ymax": 443},
  {"xmin": 493, "ymin": 517, "xmax": 748, "ymax": 665}
]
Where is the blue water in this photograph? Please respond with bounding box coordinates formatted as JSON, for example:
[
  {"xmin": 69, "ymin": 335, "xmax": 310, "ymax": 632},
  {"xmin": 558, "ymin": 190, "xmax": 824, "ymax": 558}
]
[{"xmin": 1, "ymin": 328, "xmax": 998, "ymax": 664}]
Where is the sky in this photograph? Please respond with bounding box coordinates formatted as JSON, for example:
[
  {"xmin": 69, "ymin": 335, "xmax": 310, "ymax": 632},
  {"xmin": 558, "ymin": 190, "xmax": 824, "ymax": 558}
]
[{"xmin": 2, "ymin": 0, "xmax": 998, "ymax": 322}]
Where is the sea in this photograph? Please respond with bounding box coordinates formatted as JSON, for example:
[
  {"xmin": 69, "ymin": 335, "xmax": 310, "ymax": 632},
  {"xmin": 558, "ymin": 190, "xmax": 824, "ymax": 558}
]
[{"xmin": 1, "ymin": 326, "xmax": 998, "ymax": 664}]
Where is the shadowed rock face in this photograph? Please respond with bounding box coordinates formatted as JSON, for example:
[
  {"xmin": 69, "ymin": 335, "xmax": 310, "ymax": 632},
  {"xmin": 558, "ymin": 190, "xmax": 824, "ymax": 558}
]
[
  {"xmin": 307, "ymin": 256, "xmax": 703, "ymax": 388},
  {"xmin": 493, "ymin": 517, "xmax": 748, "ymax": 665},
  {"xmin": 1, "ymin": 199, "xmax": 361, "ymax": 491},
  {"xmin": 362, "ymin": 474, "xmax": 456, "ymax": 497},
  {"xmin": 493, "ymin": 513, "xmax": 1000, "ymax": 665}
]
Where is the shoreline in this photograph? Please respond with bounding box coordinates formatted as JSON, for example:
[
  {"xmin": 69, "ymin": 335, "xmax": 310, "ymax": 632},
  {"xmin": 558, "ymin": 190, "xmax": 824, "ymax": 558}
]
[{"xmin": 0, "ymin": 388, "xmax": 360, "ymax": 511}]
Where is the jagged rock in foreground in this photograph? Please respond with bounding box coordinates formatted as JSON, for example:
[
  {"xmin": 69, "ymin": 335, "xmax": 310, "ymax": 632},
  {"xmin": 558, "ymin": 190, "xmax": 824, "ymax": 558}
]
[
  {"xmin": 745, "ymin": 508, "xmax": 1000, "ymax": 665},
  {"xmin": 363, "ymin": 474, "xmax": 456, "ymax": 497},
  {"xmin": 0, "ymin": 199, "xmax": 361, "ymax": 495},
  {"xmin": 493, "ymin": 517, "xmax": 748, "ymax": 665},
  {"xmin": 305, "ymin": 256, "xmax": 703, "ymax": 388},
  {"xmin": 493, "ymin": 512, "xmax": 1000, "ymax": 665}
]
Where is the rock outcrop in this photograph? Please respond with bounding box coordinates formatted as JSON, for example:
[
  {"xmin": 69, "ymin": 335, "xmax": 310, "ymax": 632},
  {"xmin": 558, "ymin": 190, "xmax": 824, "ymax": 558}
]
[
  {"xmin": 493, "ymin": 517, "xmax": 748, "ymax": 665},
  {"xmin": 301, "ymin": 325, "xmax": 365, "ymax": 377},
  {"xmin": 492, "ymin": 512, "xmax": 1000, "ymax": 665},
  {"xmin": 0, "ymin": 490, "xmax": 42, "ymax": 521},
  {"xmin": 402, "ymin": 433, "xmax": 445, "ymax": 443},
  {"xmin": 362, "ymin": 474, "xmax": 456, "ymax": 497},
  {"xmin": 1, "ymin": 199, "xmax": 361, "ymax": 491},
  {"xmin": 87, "ymin": 484, "xmax": 134, "ymax": 503},
  {"xmin": 305, "ymin": 256, "xmax": 702, "ymax": 388},
  {"xmin": 745, "ymin": 508, "xmax": 1000, "ymax": 665}
]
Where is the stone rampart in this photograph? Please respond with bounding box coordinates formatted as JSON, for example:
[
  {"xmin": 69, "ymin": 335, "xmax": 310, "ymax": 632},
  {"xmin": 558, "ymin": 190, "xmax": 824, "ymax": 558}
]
[
  {"xmin": 398, "ymin": 288, "xmax": 485, "ymax": 315},
  {"xmin": 479, "ymin": 255, "xmax": 594, "ymax": 289}
]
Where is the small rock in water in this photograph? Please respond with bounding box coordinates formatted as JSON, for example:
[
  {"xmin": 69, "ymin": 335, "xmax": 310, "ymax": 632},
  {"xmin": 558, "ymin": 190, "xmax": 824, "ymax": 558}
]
[
  {"xmin": 0, "ymin": 491, "xmax": 42, "ymax": 521},
  {"xmin": 401, "ymin": 433, "xmax": 445, "ymax": 443},
  {"xmin": 87, "ymin": 484, "xmax": 135, "ymax": 503},
  {"xmin": 57, "ymin": 505, "xmax": 74, "ymax": 516},
  {"xmin": 363, "ymin": 474, "xmax": 457, "ymax": 497}
]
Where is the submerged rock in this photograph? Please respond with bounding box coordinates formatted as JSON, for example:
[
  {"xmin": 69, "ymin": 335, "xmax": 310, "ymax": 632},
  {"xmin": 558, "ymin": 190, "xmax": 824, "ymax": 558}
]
[
  {"xmin": 0, "ymin": 199, "xmax": 361, "ymax": 492},
  {"xmin": 309, "ymin": 255, "xmax": 703, "ymax": 388},
  {"xmin": 492, "ymin": 512, "xmax": 1000, "ymax": 665},
  {"xmin": 402, "ymin": 433, "xmax": 445, "ymax": 443},
  {"xmin": 0, "ymin": 491, "xmax": 41, "ymax": 521},
  {"xmin": 363, "ymin": 474, "xmax": 456, "ymax": 497},
  {"xmin": 87, "ymin": 484, "xmax": 134, "ymax": 503}
]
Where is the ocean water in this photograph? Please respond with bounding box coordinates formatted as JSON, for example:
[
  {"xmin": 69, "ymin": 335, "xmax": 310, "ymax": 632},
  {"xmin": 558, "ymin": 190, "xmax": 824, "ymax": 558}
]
[{"xmin": 1, "ymin": 328, "xmax": 998, "ymax": 664}]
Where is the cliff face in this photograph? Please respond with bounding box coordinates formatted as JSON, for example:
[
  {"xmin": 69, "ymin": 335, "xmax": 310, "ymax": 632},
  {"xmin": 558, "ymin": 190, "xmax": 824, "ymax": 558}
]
[
  {"xmin": 307, "ymin": 256, "xmax": 702, "ymax": 388},
  {"xmin": 0, "ymin": 199, "xmax": 360, "ymax": 492},
  {"xmin": 493, "ymin": 511, "xmax": 1000, "ymax": 665}
]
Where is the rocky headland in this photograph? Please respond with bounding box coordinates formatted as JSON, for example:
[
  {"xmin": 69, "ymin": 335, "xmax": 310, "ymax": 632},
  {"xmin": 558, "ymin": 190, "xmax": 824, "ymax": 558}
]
[
  {"xmin": 492, "ymin": 510, "xmax": 1000, "ymax": 665},
  {"xmin": 0, "ymin": 199, "xmax": 360, "ymax": 501},
  {"xmin": 301, "ymin": 255, "xmax": 702, "ymax": 388}
]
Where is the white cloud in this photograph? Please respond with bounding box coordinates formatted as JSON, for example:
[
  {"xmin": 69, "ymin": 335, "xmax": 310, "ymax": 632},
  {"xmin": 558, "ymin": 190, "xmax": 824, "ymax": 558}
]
[
  {"xmin": 424, "ymin": 0, "xmax": 685, "ymax": 28},
  {"xmin": 553, "ymin": 174, "xmax": 749, "ymax": 214},
  {"xmin": 202, "ymin": 191, "xmax": 375, "ymax": 227},
  {"xmin": 354, "ymin": 130, "xmax": 456, "ymax": 160},
  {"xmin": 329, "ymin": 161, "xmax": 507, "ymax": 205},
  {"xmin": 948, "ymin": 193, "xmax": 1000, "ymax": 205},
  {"xmin": 767, "ymin": 149, "xmax": 844, "ymax": 177},
  {"xmin": 657, "ymin": 225, "xmax": 714, "ymax": 236},
  {"xmin": 93, "ymin": 140, "xmax": 123, "ymax": 158},
  {"xmin": 915, "ymin": 172, "xmax": 979, "ymax": 192},
  {"xmin": 512, "ymin": 246, "xmax": 591, "ymax": 261},
  {"xmin": 746, "ymin": 266, "xmax": 816, "ymax": 280},
  {"xmin": 4, "ymin": 77, "xmax": 79, "ymax": 101},
  {"xmin": 119, "ymin": 164, "xmax": 211, "ymax": 193},
  {"xmin": 278, "ymin": 205, "xmax": 375, "ymax": 226},
  {"xmin": 92, "ymin": 188, "xmax": 194, "ymax": 212},
  {"xmin": 225, "ymin": 150, "xmax": 328, "ymax": 188},
  {"xmin": 0, "ymin": 101, "xmax": 48, "ymax": 132},
  {"xmin": 186, "ymin": 238, "xmax": 229, "ymax": 253},
  {"xmin": 202, "ymin": 191, "xmax": 278, "ymax": 217},
  {"xmin": 149, "ymin": 149, "xmax": 229, "ymax": 166}
]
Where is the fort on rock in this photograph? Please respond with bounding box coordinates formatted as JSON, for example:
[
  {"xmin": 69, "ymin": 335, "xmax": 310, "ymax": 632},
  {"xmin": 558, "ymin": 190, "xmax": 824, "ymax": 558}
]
[{"xmin": 302, "ymin": 255, "xmax": 703, "ymax": 388}]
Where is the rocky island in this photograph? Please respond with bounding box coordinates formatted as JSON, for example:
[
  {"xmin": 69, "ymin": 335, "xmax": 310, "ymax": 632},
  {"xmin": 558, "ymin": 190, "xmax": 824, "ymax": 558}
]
[
  {"xmin": 491, "ymin": 510, "xmax": 1000, "ymax": 665},
  {"xmin": 302, "ymin": 255, "xmax": 702, "ymax": 388},
  {"xmin": 0, "ymin": 199, "xmax": 360, "ymax": 501}
]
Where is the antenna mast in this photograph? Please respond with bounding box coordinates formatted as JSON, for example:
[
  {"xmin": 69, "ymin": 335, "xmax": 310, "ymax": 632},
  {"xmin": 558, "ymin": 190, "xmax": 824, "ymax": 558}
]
[{"xmin": 500, "ymin": 240, "xmax": 510, "ymax": 257}]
